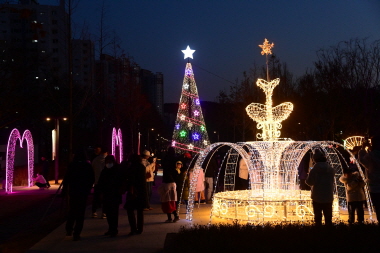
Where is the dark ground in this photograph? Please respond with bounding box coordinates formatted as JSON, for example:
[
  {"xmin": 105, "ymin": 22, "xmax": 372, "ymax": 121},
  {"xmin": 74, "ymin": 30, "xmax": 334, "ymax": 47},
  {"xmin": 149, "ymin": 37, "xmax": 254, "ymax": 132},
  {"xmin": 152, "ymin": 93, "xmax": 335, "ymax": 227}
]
[{"xmin": 0, "ymin": 191, "xmax": 84, "ymax": 253}]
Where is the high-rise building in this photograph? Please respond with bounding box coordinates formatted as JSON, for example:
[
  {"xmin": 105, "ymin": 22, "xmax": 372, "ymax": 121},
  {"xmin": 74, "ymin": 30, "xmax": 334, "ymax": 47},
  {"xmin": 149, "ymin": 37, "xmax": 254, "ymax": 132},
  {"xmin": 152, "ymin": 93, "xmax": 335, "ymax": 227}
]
[
  {"xmin": 72, "ymin": 39, "xmax": 95, "ymax": 90},
  {"xmin": 139, "ymin": 69, "xmax": 164, "ymax": 117},
  {"xmin": 0, "ymin": 0, "xmax": 69, "ymax": 86}
]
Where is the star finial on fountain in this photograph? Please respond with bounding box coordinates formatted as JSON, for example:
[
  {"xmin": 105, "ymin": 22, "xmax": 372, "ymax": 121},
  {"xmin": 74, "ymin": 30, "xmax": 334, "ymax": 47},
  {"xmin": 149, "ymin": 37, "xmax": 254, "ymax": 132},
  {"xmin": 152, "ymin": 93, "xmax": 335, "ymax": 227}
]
[
  {"xmin": 182, "ymin": 45, "xmax": 195, "ymax": 59},
  {"xmin": 259, "ymin": 38, "xmax": 274, "ymax": 56}
]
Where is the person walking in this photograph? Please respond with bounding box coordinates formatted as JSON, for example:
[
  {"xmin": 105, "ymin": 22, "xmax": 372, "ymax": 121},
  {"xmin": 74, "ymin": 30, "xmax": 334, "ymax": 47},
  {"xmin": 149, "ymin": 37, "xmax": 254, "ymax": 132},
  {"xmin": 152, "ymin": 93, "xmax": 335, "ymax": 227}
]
[
  {"xmin": 339, "ymin": 168, "xmax": 366, "ymax": 224},
  {"xmin": 306, "ymin": 149, "xmax": 335, "ymax": 226},
  {"xmin": 97, "ymin": 155, "xmax": 123, "ymax": 237},
  {"xmin": 62, "ymin": 149, "xmax": 94, "ymax": 241},
  {"xmin": 91, "ymin": 147, "xmax": 108, "ymax": 218},
  {"xmin": 359, "ymin": 135, "xmax": 380, "ymax": 222},
  {"xmin": 124, "ymin": 154, "xmax": 148, "ymax": 235}
]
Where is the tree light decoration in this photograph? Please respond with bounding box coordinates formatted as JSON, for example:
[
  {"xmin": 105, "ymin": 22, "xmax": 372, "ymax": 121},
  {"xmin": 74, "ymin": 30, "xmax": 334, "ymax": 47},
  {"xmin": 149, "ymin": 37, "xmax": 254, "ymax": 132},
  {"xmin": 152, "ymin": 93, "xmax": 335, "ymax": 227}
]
[
  {"xmin": 172, "ymin": 46, "xmax": 210, "ymax": 154},
  {"xmin": 246, "ymin": 78, "xmax": 293, "ymax": 141},
  {"xmin": 111, "ymin": 128, "xmax": 123, "ymax": 163},
  {"xmin": 5, "ymin": 129, "xmax": 34, "ymax": 193},
  {"xmin": 193, "ymin": 133, "xmax": 200, "ymax": 140}
]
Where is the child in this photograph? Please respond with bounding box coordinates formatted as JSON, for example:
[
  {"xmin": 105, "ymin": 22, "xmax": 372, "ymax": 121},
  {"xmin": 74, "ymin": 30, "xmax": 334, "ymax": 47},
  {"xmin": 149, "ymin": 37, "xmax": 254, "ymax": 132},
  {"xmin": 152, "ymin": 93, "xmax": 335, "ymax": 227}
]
[{"xmin": 339, "ymin": 168, "xmax": 366, "ymax": 224}]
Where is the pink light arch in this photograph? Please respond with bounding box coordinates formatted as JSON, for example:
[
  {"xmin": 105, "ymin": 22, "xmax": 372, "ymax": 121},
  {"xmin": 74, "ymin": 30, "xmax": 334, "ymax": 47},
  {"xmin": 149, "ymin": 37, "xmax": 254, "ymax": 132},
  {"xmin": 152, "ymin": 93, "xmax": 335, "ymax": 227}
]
[
  {"xmin": 5, "ymin": 129, "xmax": 34, "ymax": 193},
  {"xmin": 111, "ymin": 128, "xmax": 123, "ymax": 163}
]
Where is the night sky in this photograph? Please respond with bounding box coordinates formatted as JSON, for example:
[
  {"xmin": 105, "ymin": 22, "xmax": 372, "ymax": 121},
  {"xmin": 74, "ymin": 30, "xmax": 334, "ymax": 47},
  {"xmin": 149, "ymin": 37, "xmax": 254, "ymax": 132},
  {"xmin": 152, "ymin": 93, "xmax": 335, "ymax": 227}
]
[{"xmin": 42, "ymin": 0, "xmax": 380, "ymax": 103}]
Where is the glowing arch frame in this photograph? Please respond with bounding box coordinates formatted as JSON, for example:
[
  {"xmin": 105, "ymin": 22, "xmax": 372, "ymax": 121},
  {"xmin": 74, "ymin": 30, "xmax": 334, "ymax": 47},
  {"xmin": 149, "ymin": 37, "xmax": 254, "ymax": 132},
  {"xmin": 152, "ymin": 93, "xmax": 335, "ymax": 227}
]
[
  {"xmin": 111, "ymin": 128, "xmax": 123, "ymax": 163},
  {"xmin": 343, "ymin": 136, "xmax": 368, "ymax": 150},
  {"xmin": 5, "ymin": 129, "xmax": 34, "ymax": 193},
  {"xmin": 182, "ymin": 141, "xmax": 373, "ymax": 223}
]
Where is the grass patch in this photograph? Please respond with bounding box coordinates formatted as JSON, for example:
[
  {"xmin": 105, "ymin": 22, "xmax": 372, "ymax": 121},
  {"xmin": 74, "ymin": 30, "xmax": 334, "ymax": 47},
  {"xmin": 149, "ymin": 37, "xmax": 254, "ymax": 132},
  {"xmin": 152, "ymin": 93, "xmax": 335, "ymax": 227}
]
[{"xmin": 165, "ymin": 221, "xmax": 380, "ymax": 252}]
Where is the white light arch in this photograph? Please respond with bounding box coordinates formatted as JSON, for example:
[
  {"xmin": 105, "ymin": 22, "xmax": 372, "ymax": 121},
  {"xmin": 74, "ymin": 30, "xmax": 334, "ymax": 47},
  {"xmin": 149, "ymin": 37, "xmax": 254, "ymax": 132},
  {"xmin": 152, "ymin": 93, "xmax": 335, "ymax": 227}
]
[
  {"xmin": 111, "ymin": 128, "xmax": 123, "ymax": 163},
  {"xmin": 5, "ymin": 129, "xmax": 34, "ymax": 193}
]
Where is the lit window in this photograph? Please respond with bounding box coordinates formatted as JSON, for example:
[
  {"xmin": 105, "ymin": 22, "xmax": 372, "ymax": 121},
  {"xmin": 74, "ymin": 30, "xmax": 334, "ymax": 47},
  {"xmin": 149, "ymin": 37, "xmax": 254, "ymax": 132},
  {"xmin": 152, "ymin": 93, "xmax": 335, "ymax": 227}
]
[{"xmin": 32, "ymin": 40, "xmax": 38, "ymax": 43}]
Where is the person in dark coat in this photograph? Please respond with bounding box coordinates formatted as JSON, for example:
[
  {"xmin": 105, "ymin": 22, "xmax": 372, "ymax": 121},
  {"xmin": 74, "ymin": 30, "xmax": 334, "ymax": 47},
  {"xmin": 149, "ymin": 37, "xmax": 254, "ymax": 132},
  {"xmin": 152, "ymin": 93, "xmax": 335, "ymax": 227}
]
[
  {"xmin": 97, "ymin": 155, "xmax": 123, "ymax": 237},
  {"xmin": 62, "ymin": 149, "xmax": 94, "ymax": 241},
  {"xmin": 359, "ymin": 135, "xmax": 380, "ymax": 222},
  {"xmin": 306, "ymin": 149, "xmax": 335, "ymax": 226},
  {"xmin": 124, "ymin": 154, "xmax": 148, "ymax": 235}
]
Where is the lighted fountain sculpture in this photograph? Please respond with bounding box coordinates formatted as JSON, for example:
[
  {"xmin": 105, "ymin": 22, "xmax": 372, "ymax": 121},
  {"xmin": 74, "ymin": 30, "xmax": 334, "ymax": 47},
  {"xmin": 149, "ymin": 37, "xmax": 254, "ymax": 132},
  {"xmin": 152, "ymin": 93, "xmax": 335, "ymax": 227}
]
[{"xmin": 184, "ymin": 39, "xmax": 374, "ymax": 223}]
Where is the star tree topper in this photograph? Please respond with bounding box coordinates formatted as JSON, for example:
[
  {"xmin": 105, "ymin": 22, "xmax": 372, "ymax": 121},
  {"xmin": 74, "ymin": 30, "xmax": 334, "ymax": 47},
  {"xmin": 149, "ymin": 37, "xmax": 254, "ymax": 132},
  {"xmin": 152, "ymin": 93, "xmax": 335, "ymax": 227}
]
[{"xmin": 182, "ymin": 45, "xmax": 195, "ymax": 59}]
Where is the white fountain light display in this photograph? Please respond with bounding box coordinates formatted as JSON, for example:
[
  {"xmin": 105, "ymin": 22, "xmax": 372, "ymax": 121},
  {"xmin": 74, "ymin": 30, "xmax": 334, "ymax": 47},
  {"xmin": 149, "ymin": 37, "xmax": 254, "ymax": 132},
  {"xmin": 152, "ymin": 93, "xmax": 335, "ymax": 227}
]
[{"xmin": 183, "ymin": 39, "xmax": 374, "ymax": 223}]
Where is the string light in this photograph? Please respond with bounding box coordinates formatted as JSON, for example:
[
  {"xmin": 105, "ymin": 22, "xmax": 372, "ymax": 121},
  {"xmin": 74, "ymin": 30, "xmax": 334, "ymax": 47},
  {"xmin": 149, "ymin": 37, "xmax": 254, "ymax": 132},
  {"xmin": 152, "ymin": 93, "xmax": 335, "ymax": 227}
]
[
  {"xmin": 172, "ymin": 47, "xmax": 210, "ymax": 154},
  {"xmin": 5, "ymin": 129, "xmax": 34, "ymax": 193},
  {"xmin": 246, "ymin": 78, "xmax": 293, "ymax": 141},
  {"xmin": 184, "ymin": 141, "xmax": 373, "ymax": 223},
  {"xmin": 259, "ymin": 38, "xmax": 274, "ymax": 55},
  {"xmin": 344, "ymin": 136, "xmax": 368, "ymax": 150},
  {"xmin": 111, "ymin": 128, "xmax": 123, "ymax": 163}
]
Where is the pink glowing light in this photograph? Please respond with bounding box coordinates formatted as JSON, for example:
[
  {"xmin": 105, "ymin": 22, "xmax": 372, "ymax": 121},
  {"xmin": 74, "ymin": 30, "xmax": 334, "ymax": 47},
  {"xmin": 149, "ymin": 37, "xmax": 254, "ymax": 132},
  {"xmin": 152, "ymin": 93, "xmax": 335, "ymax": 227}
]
[
  {"xmin": 5, "ymin": 129, "xmax": 34, "ymax": 193},
  {"xmin": 112, "ymin": 128, "xmax": 123, "ymax": 163}
]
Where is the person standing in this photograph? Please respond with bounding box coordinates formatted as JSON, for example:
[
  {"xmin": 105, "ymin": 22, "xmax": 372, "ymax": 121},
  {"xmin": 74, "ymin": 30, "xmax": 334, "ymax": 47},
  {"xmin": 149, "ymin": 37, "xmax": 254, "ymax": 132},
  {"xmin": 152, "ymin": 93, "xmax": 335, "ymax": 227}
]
[
  {"xmin": 124, "ymin": 154, "xmax": 148, "ymax": 235},
  {"xmin": 91, "ymin": 147, "xmax": 108, "ymax": 218},
  {"xmin": 62, "ymin": 149, "xmax": 94, "ymax": 241},
  {"xmin": 306, "ymin": 149, "xmax": 335, "ymax": 226},
  {"xmin": 339, "ymin": 168, "xmax": 366, "ymax": 224},
  {"xmin": 141, "ymin": 150, "xmax": 152, "ymax": 211},
  {"xmin": 359, "ymin": 135, "xmax": 380, "ymax": 222},
  {"xmin": 203, "ymin": 155, "xmax": 218, "ymax": 204},
  {"xmin": 238, "ymin": 154, "xmax": 250, "ymax": 190},
  {"xmin": 159, "ymin": 156, "xmax": 180, "ymax": 223},
  {"xmin": 98, "ymin": 155, "xmax": 123, "ymax": 237},
  {"xmin": 145, "ymin": 156, "xmax": 156, "ymax": 210}
]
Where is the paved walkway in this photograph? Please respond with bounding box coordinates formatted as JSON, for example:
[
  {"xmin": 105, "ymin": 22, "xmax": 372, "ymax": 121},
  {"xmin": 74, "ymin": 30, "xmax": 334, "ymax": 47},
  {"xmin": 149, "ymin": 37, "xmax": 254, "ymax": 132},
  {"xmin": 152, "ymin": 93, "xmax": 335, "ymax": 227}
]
[{"xmin": 26, "ymin": 178, "xmax": 212, "ymax": 253}]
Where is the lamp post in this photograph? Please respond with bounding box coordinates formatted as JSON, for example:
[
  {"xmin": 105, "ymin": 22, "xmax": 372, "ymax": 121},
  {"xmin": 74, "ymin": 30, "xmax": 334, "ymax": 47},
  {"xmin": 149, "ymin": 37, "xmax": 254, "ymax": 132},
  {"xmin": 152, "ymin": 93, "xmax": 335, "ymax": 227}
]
[{"xmin": 46, "ymin": 117, "xmax": 67, "ymax": 184}]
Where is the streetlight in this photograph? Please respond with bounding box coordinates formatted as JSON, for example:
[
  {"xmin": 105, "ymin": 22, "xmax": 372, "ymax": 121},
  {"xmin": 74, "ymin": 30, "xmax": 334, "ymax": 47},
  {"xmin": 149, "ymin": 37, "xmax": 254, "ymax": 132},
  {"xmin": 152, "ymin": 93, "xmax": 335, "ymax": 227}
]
[
  {"xmin": 46, "ymin": 117, "xmax": 67, "ymax": 184},
  {"xmin": 147, "ymin": 128, "xmax": 154, "ymax": 149},
  {"xmin": 214, "ymin": 131, "xmax": 219, "ymax": 142}
]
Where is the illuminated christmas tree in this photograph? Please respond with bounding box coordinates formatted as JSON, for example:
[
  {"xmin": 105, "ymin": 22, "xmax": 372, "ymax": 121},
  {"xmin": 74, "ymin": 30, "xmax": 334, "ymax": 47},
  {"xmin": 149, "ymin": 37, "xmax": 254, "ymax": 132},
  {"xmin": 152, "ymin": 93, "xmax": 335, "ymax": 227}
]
[{"xmin": 171, "ymin": 45, "xmax": 210, "ymax": 154}]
